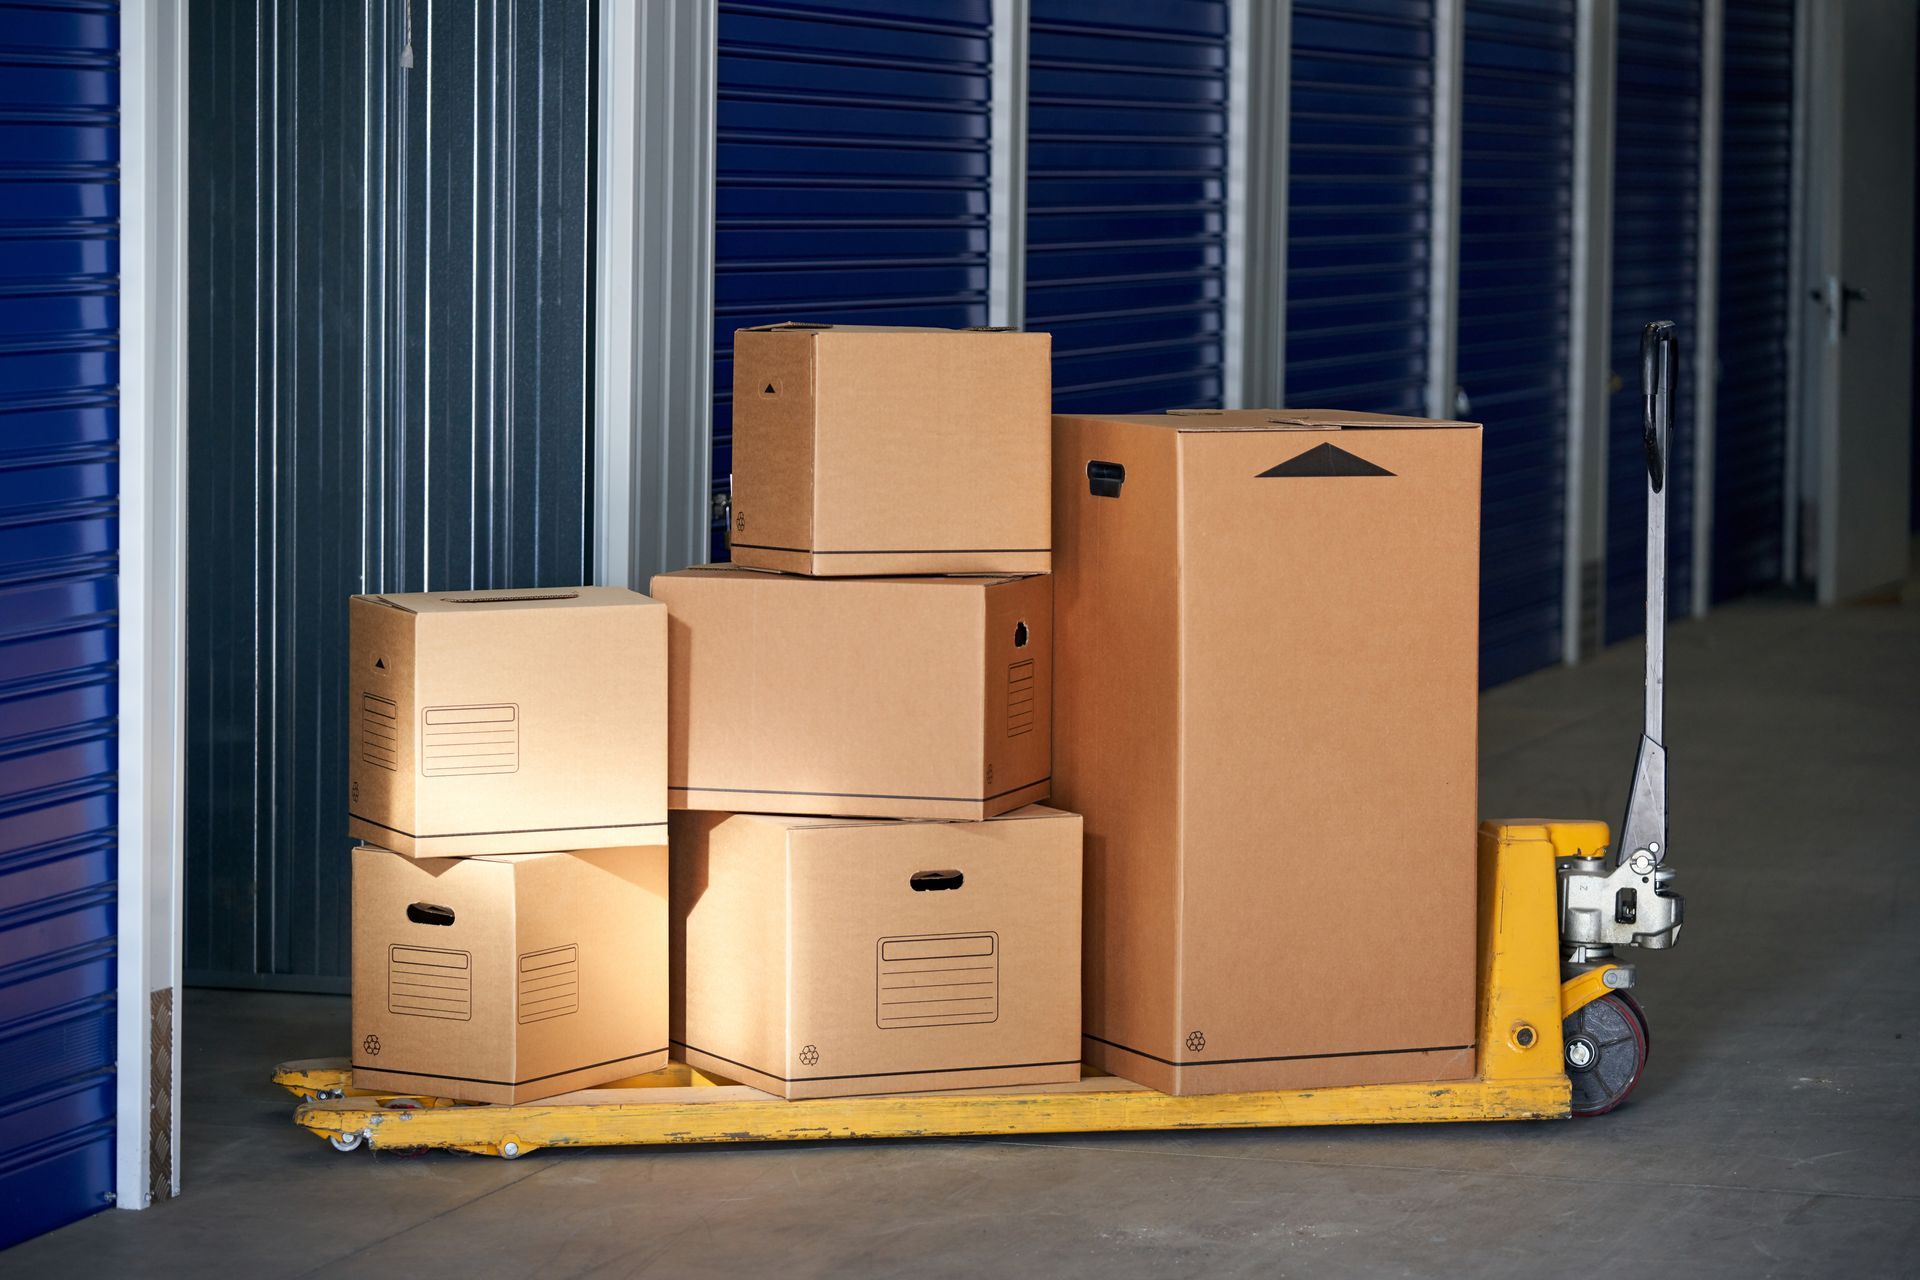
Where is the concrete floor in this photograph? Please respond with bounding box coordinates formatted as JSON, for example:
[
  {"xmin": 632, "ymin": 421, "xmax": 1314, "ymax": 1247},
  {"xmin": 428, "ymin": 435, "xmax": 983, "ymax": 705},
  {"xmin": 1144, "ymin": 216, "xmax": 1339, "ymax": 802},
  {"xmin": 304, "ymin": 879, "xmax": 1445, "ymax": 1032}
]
[{"xmin": 6, "ymin": 580, "xmax": 1919, "ymax": 1277}]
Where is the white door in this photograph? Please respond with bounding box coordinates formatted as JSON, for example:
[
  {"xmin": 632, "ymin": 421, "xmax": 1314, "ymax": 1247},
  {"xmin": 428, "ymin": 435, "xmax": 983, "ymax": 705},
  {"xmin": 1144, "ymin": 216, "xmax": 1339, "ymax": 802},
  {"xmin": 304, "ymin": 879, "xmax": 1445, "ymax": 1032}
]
[{"xmin": 1802, "ymin": 0, "xmax": 1916, "ymax": 603}]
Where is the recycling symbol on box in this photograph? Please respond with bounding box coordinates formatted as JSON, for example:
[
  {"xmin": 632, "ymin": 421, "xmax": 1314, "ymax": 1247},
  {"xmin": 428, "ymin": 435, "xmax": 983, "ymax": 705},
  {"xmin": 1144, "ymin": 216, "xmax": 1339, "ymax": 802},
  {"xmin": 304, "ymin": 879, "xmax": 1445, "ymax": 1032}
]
[
  {"xmin": 798, "ymin": 1044, "xmax": 819, "ymax": 1067},
  {"xmin": 1185, "ymin": 1031, "xmax": 1206, "ymax": 1054},
  {"xmin": 362, "ymin": 1034, "xmax": 382, "ymax": 1058}
]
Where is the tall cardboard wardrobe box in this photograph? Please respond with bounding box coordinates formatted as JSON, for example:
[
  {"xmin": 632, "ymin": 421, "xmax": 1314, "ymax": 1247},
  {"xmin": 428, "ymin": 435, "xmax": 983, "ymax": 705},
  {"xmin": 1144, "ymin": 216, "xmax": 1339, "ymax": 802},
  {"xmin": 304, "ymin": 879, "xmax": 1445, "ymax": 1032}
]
[
  {"xmin": 1053, "ymin": 409, "xmax": 1483, "ymax": 1095},
  {"xmin": 728, "ymin": 323, "xmax": 1052, "ymax": 576},
  {"xmin": 347, "ymin": 586, "xmax": 668, "ymax": 857}
]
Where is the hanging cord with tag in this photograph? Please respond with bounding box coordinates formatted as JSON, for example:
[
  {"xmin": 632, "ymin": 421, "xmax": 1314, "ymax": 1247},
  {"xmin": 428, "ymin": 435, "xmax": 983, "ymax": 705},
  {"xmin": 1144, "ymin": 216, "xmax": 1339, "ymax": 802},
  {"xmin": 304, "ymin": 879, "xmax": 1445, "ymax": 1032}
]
[{"xmin": 400, "ymin": 0, "xmax": 415, "ymax": 69}]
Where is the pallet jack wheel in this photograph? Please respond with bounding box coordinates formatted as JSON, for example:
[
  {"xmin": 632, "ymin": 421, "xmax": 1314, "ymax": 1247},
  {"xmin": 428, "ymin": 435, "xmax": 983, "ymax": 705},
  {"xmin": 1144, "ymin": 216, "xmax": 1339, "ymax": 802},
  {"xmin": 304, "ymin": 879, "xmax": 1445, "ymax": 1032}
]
[
  {"xmin": 327, "ymin": 1131, "xmax": 365, "ymax": 1153},
  {"xmin": 1563, "ymin": 990, "xmax": 1650, "ymax": 1116}
]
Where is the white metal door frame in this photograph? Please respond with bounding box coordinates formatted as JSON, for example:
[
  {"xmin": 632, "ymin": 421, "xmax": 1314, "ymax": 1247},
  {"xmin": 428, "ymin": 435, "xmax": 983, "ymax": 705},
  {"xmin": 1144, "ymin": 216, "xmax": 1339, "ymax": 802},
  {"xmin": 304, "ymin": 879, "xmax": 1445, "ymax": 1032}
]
[
  {"xmin": 118, "ymin": 0, "xmax": 189, "ymax": 1209},
  {"xmin": 593, "ymin": 0, "xmax": 717, "ymax": 589}
]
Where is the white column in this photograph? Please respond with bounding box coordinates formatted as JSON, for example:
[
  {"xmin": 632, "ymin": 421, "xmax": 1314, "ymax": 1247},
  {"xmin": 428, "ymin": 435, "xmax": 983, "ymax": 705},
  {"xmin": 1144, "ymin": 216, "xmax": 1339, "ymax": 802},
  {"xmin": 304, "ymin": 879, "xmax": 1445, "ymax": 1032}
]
[
  {"xmin": 117, "ymin": 0, "xmax": 190, "ymax": 1207},
  {"xmin": 989, "ymin": 0, "xmax": 1029, "ymax": 329},
  {"xmin": 1566, "ymin": 0, "xmax": 1618, "ymax": 663},
  {"xmin": 1427, "ymin": 0, "xmax": 1465, "ymax": 420},
  {"xmin": 1692, "ymin": 0, "xmax": 1724, "ymax": 617},
  {"xmin": 594, "ymin": 0, "xmax": 718, "ymax": 588},
  {"xmin": 1230, "ymin": 0, "xmax": 1289, "ymax": 406}
]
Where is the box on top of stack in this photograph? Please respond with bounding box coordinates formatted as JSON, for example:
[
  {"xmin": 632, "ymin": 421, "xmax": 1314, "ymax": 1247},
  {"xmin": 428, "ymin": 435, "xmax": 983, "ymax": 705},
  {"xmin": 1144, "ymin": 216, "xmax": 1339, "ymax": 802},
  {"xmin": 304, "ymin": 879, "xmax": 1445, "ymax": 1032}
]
[
  {"xmin": 728, "ymin": 322, "xmax": 1052, "ymax": 577},
  {"xmin": 346, "ymin": 585, "xmax": 672, "ymax": 1104},
  {"xmin": 347, "ymin": 586, "xmax": 668, "ymax": 858}
]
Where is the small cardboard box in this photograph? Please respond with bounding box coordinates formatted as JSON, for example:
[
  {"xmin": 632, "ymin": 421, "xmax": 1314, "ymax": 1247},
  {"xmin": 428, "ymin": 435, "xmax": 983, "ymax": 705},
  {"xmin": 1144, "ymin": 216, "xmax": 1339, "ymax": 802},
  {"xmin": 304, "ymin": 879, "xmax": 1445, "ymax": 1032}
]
[
  {"xmin": 650, "ymin": 567, "xmax": 1051, "ymax": 819},
  {"xmin": 1054, "ymin": 408, "xmax": 1483, "ymax": 1095},
  {"xmin": 671, "ymin": 806, "xmax": 1083, "ymax": 1099},
  {"xmin": 347, "ymin": 586, "xmax": 667, "ymax": 858},
  {"xmin": 728, "ymin": 323, "xmax": 1052, "ymax": 576},
  {"xmin": 351, "ymin": 843, "xmax": 669, "ymax": 1104}
]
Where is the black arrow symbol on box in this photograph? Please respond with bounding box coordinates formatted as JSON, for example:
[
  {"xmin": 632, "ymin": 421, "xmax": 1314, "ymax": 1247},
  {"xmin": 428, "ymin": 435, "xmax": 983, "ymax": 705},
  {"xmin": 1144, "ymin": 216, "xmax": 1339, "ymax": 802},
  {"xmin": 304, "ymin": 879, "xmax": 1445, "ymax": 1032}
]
[{"xmin": 1256, "ymin": 442, "xmax": 1394, "ymax": 478}]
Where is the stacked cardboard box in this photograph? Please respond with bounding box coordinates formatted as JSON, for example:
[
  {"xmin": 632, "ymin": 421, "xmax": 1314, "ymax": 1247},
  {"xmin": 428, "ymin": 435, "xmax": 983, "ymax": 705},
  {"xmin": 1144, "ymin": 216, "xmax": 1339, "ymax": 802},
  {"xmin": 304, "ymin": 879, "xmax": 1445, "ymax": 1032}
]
[
  {"xmin": 345, "ymin": 588, "xmax": 673, "ymax": 1103},
  {"xmin": 657, "ymin": 323, "xmax": 1085, "ymax": 1100}
]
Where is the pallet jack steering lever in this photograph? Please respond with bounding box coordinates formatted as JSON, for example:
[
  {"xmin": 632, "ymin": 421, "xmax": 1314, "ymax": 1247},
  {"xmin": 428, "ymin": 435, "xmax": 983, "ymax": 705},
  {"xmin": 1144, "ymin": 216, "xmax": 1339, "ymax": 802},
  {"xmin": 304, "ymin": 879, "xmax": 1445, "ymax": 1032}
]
[{"xmin": 1558, "ymin": 322, "xmax": 1685, "ymax": 963}]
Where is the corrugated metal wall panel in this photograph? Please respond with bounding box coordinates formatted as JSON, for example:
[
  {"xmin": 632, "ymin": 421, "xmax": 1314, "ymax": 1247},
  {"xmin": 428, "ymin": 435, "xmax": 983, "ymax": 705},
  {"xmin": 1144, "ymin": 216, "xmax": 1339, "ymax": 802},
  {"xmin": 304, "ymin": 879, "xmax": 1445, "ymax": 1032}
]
[
  {"xmin": 1286, "ymin": 0, "xmax": 1435, "ymax": 413},
  {"xmin": 0, "ymin": 0, "xmax": 119, "ymax": 1245},
  {"xmin": 185, "ymin": 0, "xmax": 594, "ymax": 987},
  {"xmin": 711, "ymin": 0, "xmax": 994, "ymax": 558},
  {"xmin": 1712, "ymin": 0, "xmax": 1792, "ymax": 601},
  {"xmin": 1606, "ymin": 0, "xmax": 1700, "ymax": 643},
  {"xmin": 1459, "ymin": 0, "xmax": 1575, "ymax": 686},
  {"xmin": 1024, "ymin": 0, "xmax": 1230, "ymax": 413}
]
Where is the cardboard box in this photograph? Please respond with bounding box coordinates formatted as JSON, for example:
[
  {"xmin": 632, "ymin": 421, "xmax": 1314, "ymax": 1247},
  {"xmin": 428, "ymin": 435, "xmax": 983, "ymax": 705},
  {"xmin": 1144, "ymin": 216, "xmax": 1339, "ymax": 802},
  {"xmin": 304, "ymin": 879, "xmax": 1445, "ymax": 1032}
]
[
  {"xmin": 728, "ymin": 323, "xmax": 1052, "ymax": 576},
  {"xmin": 347, "ymin": 586, "xmax": 667, "ymax": 858},
  {"xmin": 1053, "ymin": 408, "xmax": 1483, "ymax": 1095},
  {"xmin": 351, "ymin": 843, "xmax": 669, "ymax": 1103},
  {"xmin": 671, "ymin": 805, "xmax": 1083, "ymax": 1099},
  {"xmin": 650, "ymin": 567, "xmax": 1051, "ymax": 819}
]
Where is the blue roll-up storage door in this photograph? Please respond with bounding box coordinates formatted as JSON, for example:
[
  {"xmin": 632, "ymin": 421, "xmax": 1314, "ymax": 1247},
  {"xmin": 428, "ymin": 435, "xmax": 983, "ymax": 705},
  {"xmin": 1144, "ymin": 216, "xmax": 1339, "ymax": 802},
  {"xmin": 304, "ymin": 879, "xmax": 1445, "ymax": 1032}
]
[
  {"xmin": 0, "ymin": 0, "xmax": 119, "ymax": 1245},
  {"xmin": 1607, "ymin": 0, "xmax": 1700, "ymax": 642},
  {"xmin": 1024, "ymin": 0, "xmax": 1230, "ymax": 412},
  {"xmin": 1712, "ymin": 0, "xmax": 1793, "ymax": 601},
  {"xmin": 1287, "ymin": 0, "xmax": 1435, "ymax": 413},
  {"xmin": 1459, "ymin": 0, "xmax": 1576, "ymax": 686},
  {"xmin": 712, "ymin": 1, "xmax": 994, "ymax": 558}
]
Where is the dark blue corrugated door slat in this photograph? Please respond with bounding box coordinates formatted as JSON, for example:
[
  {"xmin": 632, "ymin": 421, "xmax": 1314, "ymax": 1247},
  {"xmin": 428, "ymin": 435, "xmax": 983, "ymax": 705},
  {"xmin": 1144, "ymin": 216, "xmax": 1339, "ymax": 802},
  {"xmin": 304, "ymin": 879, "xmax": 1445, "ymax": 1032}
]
[
  {"xmin": 712, "ymin": 0, "xmax": 993, "ymax": 558},
  {"xmin": 1712, "ymin": 0, "xmax": 1792, "ymax": 601},
  {"xmin": 1607, "ymin": 0, "xmax": 1700, "ymax": 642},
  {"xmin": 1460, "ymin": 0, "xmax": 1575, "ymax": 686},
  {"xmin": 0, "ymin": 0, "xmax": 119, "ymax": 1246},
  {"xmin": 1024, "ymin": 0, "xmax": 1229, "ymax": 412},
  {"xmin": 1287, "ymin": 0, "xmax": 1435, "ymax": 413}
]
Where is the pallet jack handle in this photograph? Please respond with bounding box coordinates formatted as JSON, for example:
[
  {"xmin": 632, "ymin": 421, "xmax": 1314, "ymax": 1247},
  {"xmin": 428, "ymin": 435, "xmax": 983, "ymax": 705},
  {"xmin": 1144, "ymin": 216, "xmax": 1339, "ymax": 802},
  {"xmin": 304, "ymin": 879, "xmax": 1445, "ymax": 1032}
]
[{"xmin": 1619, "ymin": 321, "xmax": 1675, "ymax": 867}]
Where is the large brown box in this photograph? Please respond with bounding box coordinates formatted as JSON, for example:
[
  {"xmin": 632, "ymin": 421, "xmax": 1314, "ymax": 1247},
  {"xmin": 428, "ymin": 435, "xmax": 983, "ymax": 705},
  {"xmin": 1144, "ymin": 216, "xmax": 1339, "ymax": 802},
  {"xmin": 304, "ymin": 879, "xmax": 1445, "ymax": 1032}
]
[
  {"xmin": 347, "ymin": 586, "xmax": 667, "ymax": 857},
  {"xmin": 351, "ymin": 844, "xmax": 669, "ymax": 1104},
  {"xmin": 650, "ymin": 567, "xmax": 1051, "ymax": 819},
  {"xmin": 1053, "ymin": 408, "xmax": 1483, "ymax": 1095},
  {"xmin": 728, "ymin": 323, "xmax": 1052, "ymax": 576},
  {"xmin": 671, "ymin": 806, "xmax": 1083, "ymax": 1099}
]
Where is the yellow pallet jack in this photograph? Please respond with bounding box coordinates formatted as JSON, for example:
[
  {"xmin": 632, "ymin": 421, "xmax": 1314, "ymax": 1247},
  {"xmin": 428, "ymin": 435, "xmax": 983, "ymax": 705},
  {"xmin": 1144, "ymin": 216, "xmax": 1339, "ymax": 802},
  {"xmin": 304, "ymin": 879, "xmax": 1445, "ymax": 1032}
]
[{"xmin": 278, "ymin": 324, "xmax": 1686, "ymax": 1158}]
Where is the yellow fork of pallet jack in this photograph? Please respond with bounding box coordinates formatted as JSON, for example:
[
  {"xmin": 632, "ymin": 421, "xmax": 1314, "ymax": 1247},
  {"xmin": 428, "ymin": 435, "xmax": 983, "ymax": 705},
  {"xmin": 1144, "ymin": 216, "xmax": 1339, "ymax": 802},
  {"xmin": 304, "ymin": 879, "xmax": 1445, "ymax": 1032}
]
[{"xmin": 284, "ymin": 821, "xmax": 1589, "ymax": 1156}]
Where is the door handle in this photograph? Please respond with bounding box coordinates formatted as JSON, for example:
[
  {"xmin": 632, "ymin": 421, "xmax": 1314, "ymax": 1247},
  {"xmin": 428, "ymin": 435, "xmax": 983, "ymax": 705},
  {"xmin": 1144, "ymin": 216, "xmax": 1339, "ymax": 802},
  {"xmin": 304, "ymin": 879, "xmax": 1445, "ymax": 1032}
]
[{"xmin": 1810, "ymin": 279, "xmax": 1869, "ymax": 337}]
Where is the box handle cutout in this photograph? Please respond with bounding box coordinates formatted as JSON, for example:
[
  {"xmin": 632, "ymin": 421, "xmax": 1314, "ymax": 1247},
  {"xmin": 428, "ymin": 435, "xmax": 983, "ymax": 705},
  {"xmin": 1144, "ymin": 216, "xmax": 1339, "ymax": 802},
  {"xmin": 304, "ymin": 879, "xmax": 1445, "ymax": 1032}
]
[
  {"xmin": 440, "ymin": 591, "xmax": 579, "ymax": 604},
  {"xmin": 910, "ymin": 870, "xmax": 965, "ymax": 892},
  {"xmin": 406, "ymin": 902, "xmax": 456, "ymax": 926},
  {"xmin": 1013, "ymin": 620, "xmax": 1029, "ymax": 648},
  {"xmin": 1087, "ymin": 460, "xmax": 1125, "ymax": 498}
]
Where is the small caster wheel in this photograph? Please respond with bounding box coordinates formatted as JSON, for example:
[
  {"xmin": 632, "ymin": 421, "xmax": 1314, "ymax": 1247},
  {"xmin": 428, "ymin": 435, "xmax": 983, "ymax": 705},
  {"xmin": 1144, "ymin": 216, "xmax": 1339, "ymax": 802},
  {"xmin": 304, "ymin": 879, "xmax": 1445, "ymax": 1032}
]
[
  {"xmin": 1563, "ymin": 990, "xmax": 1650, "ymax": 1116},
  {"xmin": 328, "ymin": 1131, "xmax": 365, "ymax": 1153},
  {"xmin": 381, "ymin": 1097, "xmax": 423, "ymax": 1110}
]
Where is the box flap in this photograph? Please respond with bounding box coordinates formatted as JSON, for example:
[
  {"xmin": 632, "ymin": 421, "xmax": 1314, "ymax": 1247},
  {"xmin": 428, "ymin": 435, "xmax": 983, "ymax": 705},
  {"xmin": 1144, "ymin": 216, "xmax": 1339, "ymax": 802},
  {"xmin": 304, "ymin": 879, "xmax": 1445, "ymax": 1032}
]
[
  {"xmin": 1057, "ymin": 408, "xmax": 1480, "ymax": 434},
  {"xmin": 378, "ymin": 585, "xmax": 660, "ymax": 615},
  {"xmin": 743, "ymin": 321, "xmax": 1018, "ymax": 335},
  {"xmin": 729, "ymin": 804, "xmax": 1073, "ymax": 834},
  {"xmin": 662, "ymin": 564, "xmax": 1040, "ymax": 589}
]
